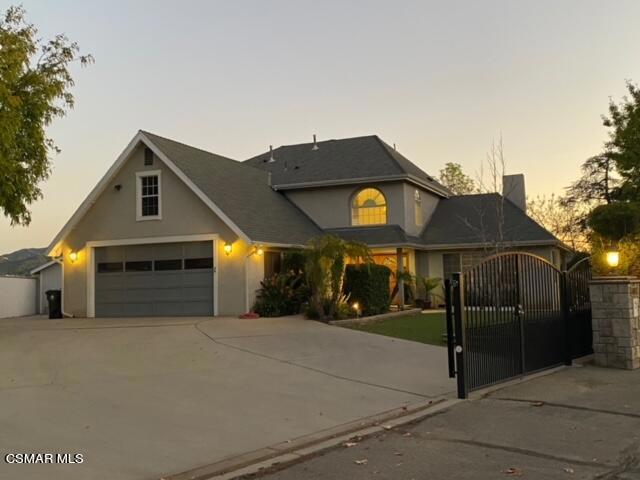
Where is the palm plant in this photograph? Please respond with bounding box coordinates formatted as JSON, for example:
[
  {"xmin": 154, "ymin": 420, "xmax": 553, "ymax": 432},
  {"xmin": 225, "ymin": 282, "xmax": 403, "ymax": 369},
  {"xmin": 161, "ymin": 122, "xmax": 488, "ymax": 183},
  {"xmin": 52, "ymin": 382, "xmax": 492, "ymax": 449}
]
[{"xmin": 304, "ymin": 235, "xmax": 371, "ymax": 320}]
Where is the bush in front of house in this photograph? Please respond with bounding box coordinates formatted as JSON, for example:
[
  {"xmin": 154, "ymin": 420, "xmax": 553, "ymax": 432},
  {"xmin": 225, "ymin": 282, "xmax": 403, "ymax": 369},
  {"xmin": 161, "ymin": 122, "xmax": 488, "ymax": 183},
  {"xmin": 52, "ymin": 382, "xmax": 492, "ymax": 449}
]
[
  {"xmin": 253, "ymin": 273, "xmax": 310, "ymax": 317},
  {"xmin": 343, "ymin": 264, "xmax": 392, "ymax": 316}
]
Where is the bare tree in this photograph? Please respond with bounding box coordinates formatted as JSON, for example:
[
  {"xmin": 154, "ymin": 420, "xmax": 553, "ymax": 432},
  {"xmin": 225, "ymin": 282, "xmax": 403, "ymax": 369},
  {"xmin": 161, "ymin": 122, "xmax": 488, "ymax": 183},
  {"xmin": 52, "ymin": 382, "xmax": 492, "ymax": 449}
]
[
  {"xmin": 457, "ymin": 135, "xmax": 509, "ymax": 254},
  {"xmin": 527, "ymin": 194, "xmax": 589, "ymax": 252}
]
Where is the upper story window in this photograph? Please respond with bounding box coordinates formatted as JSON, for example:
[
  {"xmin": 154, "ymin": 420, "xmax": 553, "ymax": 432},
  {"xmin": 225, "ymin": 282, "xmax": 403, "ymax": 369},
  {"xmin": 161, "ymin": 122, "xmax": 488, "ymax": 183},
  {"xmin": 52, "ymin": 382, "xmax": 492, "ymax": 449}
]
[
  {"xmin": 352, "ymin": 187, "xmax": 387, "ymax": 226},
  {"xmin": 136, "ymin": 170, "xmax": 162, "ymax": 221},
  {"xmin": 414, "ymin": 189, "xmax": 423, "ymax": 226}
]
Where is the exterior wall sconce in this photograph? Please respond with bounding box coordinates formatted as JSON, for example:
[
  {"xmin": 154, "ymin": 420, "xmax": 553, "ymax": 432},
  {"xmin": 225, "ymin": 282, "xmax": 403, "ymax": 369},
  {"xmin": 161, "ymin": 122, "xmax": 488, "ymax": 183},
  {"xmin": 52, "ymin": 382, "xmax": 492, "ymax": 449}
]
[
  {"xmin": 68, "ymin": 251, "xmax": 78, "ymax": 263},
  {"xmin": 224, "ymin": 243, "xmax": 233, "ymax": 256},
  {"xmin": 606, "ymin": 248, "xmax": 620, "ymax": 268},
  {"xmin": 255, "ymin": 247, "xmax": 264, "ymax": 256}
]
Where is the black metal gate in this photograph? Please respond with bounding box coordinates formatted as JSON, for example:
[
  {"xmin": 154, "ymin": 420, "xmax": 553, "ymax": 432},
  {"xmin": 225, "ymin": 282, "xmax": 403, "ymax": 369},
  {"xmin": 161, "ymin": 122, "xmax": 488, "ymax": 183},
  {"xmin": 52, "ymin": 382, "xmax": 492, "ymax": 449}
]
[{"xmin": 445, "ymin": 252, "xmax": 592, "ymax": 398}]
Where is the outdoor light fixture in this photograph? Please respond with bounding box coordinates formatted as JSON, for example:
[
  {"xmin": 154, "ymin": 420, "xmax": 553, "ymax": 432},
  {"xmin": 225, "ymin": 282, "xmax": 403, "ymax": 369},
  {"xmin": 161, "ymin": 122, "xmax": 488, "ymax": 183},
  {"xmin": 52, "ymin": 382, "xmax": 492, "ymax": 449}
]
[
  {"xmin": 224, "ymin": 243, "xmax": 233, "ymax": 256},
  {"xmin": 68, "ymin": 251, "xmax": 78, "ymax": 263},
  {"xmin": 606, "ymin": 248, "xmax": 620, "ymax": 268},
  {"xmin": 256, "ymin": 247, "xmax": 264, "ymax": 256},
  {"xmin": 353, "ymin": 302, "xmax": 360, "ymax": 318}
]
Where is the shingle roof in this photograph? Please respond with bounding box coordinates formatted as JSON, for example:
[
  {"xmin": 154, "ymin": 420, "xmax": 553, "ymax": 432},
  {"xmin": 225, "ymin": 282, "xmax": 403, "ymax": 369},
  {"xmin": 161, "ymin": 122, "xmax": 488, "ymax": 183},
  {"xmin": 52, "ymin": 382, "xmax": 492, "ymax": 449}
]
[
  {"xmin": 324, "ymin": 225, "xmax": 424, "ymax": 247},
  {"xmin": 142, "ymin": 131, "xmax": 322, "ymax": 245},
  {"xmin": 245, "ymin": 135, "xmax": 451, "ymax": 196},
  {"xmin": 422, "ymin": 193, "xmax": 558, "ymax": 247}
]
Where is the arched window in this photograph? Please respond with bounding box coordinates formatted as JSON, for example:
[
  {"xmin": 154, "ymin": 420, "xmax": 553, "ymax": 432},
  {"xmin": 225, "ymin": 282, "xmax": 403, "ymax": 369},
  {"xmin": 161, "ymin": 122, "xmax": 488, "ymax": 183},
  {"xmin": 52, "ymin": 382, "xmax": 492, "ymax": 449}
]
[{"xmin": 351, "ymin": 188, "xmax": 387, "ymax": 225}]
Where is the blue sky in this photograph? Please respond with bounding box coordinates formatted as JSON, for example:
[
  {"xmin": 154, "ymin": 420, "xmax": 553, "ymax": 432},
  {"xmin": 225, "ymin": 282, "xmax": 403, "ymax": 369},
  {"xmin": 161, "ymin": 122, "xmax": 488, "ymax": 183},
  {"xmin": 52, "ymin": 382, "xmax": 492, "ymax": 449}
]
[{"xmin": 2, "ymin": 0, "xmax": 640, "ymax": 252}]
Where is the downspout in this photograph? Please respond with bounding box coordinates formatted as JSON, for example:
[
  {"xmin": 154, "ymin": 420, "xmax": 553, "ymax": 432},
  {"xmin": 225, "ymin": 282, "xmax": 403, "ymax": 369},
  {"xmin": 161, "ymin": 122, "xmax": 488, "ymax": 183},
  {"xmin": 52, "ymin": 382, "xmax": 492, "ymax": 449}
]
[{"xmin": 53, "ymin": 257, "xmax": 74, "ymax": 318}]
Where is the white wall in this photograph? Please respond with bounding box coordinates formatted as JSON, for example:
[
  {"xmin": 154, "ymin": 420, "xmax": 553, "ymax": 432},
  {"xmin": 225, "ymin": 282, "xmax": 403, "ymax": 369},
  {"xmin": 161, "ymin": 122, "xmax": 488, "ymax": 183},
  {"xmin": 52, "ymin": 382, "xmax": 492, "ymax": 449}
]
[{"xmin": 0, "ymin": 276, "xmax": 37, "ymax": 318}]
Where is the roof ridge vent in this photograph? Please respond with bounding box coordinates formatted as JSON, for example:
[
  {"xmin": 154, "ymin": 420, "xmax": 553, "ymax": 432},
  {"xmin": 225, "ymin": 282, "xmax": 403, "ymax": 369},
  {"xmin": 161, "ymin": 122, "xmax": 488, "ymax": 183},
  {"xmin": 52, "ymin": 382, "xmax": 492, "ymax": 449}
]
[
  {"xmin": 312, "ymin": 134, "xmax": 319, "ymax": 151},
  {"xmin": 268, "ymin": 145, "xmax": 275, "ymax": 163}
]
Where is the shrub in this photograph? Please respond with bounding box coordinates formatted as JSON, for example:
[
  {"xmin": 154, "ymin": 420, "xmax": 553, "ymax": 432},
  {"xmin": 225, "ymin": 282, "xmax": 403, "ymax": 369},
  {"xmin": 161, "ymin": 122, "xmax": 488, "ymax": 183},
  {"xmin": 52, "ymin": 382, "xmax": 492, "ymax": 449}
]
[
  {"xmin": 253, "ymin": 273, "xmax": 310, "ymax": 317},
  {"xmin": 343, "ymin": 264, "xmax": 391, "ymax": 316}
]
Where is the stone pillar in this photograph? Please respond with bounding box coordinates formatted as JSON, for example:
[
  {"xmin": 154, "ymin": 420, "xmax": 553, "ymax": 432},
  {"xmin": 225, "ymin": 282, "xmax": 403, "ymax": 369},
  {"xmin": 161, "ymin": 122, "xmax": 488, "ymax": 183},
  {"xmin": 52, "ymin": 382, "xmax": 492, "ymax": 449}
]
[{"xmin": 589, "ymin": 276, "xmax": 640, "ymax": 369}]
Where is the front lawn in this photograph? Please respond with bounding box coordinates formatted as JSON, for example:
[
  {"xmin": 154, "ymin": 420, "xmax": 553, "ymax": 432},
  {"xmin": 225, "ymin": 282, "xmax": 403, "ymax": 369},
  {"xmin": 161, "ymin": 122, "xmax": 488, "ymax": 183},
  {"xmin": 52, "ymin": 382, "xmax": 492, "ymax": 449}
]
[{"xmin": 347, "ymin": 311, "xmax": 447, "ymax": 346}]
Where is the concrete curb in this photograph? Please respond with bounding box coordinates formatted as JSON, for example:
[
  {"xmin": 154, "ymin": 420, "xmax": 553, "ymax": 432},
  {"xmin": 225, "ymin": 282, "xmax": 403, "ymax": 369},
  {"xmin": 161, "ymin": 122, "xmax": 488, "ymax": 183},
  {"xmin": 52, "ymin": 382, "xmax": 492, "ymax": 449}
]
[
  {"xmin": 328, "ymin": 308, "xmax": 423, "ymax": 327},
  {"xmin": 160, "ymin": 397, "xmax": 459, "ymax": 480}
]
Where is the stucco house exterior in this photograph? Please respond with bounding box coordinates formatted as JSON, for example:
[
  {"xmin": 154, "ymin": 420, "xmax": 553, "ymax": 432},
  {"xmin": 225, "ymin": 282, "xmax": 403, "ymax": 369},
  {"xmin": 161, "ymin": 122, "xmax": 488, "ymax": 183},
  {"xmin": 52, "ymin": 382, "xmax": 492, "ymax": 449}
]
[{"xmin": 46, "ymin": 131, "xmax": 566, "ymax": 317}]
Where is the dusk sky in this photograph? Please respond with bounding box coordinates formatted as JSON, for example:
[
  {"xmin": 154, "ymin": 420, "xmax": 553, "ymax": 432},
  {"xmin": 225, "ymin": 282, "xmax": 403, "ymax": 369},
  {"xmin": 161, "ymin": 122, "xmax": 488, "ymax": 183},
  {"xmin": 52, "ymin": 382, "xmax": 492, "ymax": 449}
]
[{"xmin": 2, "ymin": 0, "xmax": 640, "ymax": 253}]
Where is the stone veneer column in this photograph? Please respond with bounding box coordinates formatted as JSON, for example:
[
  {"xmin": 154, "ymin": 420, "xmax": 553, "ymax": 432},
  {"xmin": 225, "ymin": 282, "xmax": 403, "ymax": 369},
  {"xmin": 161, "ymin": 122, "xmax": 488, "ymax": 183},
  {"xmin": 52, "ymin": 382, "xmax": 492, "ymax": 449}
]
[{"xmin": 589, "ymin": 276, "xmax": 640, "ymax": 369}]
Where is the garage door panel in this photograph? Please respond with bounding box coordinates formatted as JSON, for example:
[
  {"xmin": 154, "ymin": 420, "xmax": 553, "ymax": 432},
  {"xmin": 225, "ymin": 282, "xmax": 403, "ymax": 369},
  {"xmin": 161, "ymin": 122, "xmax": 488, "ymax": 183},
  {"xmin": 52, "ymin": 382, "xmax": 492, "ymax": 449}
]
[
  {"xmin": 182, "ymin": 302, "xmax": 213, "ymax": 316},
  {"xmin": 152, "ymin": 272, "xmax": 183, "ymax": 289},
  {"xmin": 183, "ymin": 270, "xmax": 213, "ymax": 287},
  {"xmin": 125, "ymin": 288, "xmax": 155, "ymax": 303},
  {"xmin": 96, "ymin": 289, "xmax": 126, "ymax": 304},
  {"xmin": 95, "ymin": 241, "xmax": 214, "ymax": 318},
  {"xmin": 153, "ymin": 302, "xmax": 186, "ymax": 316},
  {"xmin": 152, "ymin": 288, "xmax": 185, "ymax": 302},
  {"xmin": 123, "ymin": 273, "xmax": 155, "ymax": 289},
  {"xmin": 183, "ymin": 286, "xmax": 213, "ymax": 301}
]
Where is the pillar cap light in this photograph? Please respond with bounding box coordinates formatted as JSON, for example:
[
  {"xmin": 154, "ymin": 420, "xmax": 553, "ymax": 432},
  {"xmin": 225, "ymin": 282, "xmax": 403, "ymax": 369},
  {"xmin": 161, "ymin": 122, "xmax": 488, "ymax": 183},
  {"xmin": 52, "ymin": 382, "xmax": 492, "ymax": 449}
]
[{"xmin": 606, "ymin": 249, "xmax": 620, "ymax": 268}]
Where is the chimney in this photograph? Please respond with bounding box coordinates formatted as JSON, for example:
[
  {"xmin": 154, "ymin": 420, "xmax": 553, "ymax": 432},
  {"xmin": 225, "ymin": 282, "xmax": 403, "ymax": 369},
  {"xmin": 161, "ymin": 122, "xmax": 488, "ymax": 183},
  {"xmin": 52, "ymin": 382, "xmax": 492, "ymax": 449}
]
[
  {"xmin": 268, "ymin": 145, "xmax": 275, "ymax": 163},
  {"xmin": 502, "ymin": 174, "xmax": 526, "ymax": 212},
  {"xmin": 312, "ymin": 134, "xmax": 319, "ymax": 151}
]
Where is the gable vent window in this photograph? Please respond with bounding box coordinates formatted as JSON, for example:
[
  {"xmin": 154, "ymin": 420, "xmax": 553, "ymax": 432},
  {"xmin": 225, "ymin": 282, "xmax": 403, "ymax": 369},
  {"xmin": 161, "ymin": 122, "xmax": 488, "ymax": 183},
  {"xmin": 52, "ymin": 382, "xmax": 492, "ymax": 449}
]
[
  {"xmin": 144, "ymin": 147, "xmax": 154, "ymax": 166},
  {"xmin": 136, "ymin": 170, "xmax": 162, "ymax": 221}
]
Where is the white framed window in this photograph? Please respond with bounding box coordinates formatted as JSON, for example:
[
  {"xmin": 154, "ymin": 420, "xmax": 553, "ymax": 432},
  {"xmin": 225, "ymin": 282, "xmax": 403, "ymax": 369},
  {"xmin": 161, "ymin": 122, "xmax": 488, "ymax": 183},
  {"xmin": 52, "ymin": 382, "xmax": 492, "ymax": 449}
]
[
  {"xmin": 351, "ymin": 187, "xmax": 387, "ymax": 226},
  {"xmin": 414, "ymin": 189, "xmax": 423, "ymax": 226},
  {"xmin": 136, "ymin": 170, "xmax": 162, "ymax": 221}
]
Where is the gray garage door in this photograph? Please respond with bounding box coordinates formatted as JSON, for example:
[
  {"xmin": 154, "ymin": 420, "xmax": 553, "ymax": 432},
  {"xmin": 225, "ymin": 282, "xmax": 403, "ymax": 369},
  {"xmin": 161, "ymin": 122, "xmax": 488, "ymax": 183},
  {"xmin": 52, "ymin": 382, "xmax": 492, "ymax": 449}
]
[{"xmin": 95, "ymin": 241, "xmax": 214, "ymax": 317}]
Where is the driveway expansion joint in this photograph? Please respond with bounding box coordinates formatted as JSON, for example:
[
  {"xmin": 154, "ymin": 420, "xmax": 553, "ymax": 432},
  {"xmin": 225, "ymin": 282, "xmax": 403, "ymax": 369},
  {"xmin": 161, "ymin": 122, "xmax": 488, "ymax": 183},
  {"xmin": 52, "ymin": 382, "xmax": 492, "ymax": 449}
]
[{"xmin": 194, "ymin": 321, "xmax": 433, "ymax": 399}]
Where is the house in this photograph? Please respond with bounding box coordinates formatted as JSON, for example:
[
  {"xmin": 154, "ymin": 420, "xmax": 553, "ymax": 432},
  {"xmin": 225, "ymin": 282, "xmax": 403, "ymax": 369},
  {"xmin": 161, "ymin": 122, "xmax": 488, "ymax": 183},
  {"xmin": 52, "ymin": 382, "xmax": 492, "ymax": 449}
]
[{"xmin": 46, "ymin": 131, "xmax": 565, "ymax": 317}]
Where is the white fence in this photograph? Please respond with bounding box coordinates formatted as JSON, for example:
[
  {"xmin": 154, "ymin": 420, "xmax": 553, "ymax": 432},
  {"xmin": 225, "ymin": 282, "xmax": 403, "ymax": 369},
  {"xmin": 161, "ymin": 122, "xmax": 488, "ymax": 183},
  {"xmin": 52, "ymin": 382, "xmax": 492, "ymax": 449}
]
[{"xmin": 0, "ymin": 276, "xmax": 37, "ymax": 318}]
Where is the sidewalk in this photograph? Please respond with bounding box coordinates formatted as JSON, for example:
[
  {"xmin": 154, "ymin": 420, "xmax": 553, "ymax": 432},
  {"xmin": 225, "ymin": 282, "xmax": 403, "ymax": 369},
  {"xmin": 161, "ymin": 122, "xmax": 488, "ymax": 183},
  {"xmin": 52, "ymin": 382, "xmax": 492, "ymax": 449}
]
[{"xmin": 250, "ymin": 364, "xmax": 640, "ymax": 479}]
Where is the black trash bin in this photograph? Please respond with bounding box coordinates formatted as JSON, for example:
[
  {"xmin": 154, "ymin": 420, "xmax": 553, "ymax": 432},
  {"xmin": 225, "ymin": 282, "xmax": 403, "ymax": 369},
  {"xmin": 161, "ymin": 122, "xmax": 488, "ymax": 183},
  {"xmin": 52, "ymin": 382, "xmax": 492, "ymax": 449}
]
[{"xmin": 45, "ymin": 290, "xmax": 62, "ymax": 319}]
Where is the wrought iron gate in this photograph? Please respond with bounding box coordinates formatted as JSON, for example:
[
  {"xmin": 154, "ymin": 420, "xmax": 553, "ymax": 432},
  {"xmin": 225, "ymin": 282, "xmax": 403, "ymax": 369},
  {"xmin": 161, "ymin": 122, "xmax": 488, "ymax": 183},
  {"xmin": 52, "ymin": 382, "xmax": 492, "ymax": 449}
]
[{"xmin": 445, "ymin": 252, "xmax": 592, "ymax": 398}]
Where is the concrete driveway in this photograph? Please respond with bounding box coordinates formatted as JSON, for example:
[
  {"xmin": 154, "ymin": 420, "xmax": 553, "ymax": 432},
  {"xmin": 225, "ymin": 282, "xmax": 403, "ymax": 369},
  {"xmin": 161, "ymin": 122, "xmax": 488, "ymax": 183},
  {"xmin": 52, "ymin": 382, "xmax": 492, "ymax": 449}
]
[{"xmin": 0, "ymin": 315, "xmax": 453, "ymax": 480}]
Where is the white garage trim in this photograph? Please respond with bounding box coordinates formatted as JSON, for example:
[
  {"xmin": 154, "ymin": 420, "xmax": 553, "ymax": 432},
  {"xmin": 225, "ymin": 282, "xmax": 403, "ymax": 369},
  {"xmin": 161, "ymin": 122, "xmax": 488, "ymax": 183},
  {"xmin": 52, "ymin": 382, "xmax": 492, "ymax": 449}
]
[{"xmin": 86, "ymin": 234, "xmax": 219, "ymax": 318}]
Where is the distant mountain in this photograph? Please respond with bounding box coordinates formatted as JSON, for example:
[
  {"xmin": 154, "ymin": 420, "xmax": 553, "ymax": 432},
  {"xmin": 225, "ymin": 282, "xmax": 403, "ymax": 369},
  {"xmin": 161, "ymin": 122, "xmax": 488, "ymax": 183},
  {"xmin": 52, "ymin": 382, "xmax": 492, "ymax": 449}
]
[{"xmin": 0, "ymin": 248, "xmax": 48, "ymax": 276}]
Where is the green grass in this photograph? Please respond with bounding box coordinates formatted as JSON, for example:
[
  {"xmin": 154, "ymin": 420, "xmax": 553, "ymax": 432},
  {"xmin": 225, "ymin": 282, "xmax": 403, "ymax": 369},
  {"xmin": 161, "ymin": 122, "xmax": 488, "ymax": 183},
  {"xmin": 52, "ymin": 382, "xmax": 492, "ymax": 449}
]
[{"xmin": 347, "ymin": 312, "xmax": 447, "ymax": 346}]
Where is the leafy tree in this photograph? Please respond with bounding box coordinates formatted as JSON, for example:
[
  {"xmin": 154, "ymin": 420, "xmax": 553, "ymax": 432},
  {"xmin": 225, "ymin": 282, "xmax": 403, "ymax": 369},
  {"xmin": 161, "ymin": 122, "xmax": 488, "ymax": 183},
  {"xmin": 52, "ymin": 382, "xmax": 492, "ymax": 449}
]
[
  {"xmin": 584, "ymin": 82, "xmax": 640, "ymax": 242},
  {"xmin": 0, "ymin": 5, "xmax": 92, "ymax": 225},
  {"xmin": 438, "ymin": 162, "xmax": 476, "ymax": 195},
  {"xmin": 304, "ymin": 235, "xmax": 371, "ymax": 320},
  {"xmin": 603, "ymin": 81, "xmax": 640, "ymax": 201},
  {"xmin": 563, "ymin": 153, "xmax": 618, "ymax": 208}
]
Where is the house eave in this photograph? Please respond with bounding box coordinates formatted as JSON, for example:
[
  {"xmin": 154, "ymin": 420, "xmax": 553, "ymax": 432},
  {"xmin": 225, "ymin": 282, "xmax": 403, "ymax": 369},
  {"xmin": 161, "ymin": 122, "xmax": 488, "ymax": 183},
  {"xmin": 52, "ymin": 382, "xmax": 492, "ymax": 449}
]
[
  {"xmin": 418, "ymin": 239, "xmax": 565, "ymax": 251},
  {"xmin": 272, "ymin": 175, "xmax": 450, "ymax": 198}
]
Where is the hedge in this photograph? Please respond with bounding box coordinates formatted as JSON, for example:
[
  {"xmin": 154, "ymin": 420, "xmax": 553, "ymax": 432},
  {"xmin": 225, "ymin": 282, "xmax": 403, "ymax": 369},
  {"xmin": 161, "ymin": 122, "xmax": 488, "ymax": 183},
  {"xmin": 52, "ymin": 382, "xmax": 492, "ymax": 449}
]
[{"xmin": 343, "ymin": 264, "xmax": 391, "ymax": 316}]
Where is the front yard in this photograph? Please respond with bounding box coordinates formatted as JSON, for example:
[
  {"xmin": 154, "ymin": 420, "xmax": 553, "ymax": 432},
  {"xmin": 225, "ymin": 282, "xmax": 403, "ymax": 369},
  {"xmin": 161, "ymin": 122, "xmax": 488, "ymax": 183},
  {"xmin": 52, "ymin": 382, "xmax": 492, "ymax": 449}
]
[{"xmin": 346, "ymin": 311, "xmax": 447, "ymax": 346}]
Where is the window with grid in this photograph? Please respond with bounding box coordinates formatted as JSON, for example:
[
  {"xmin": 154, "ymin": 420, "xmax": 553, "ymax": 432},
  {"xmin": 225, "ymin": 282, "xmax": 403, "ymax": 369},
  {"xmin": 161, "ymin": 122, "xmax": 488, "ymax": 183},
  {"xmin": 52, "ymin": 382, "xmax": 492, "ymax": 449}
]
[
  {"xmin": 140, "ymin": 175, "xmax": 159, "ymax": 217},
  {"xmin": 351, "ymin": 188, "xmax": 387, "ymax": 226}
]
